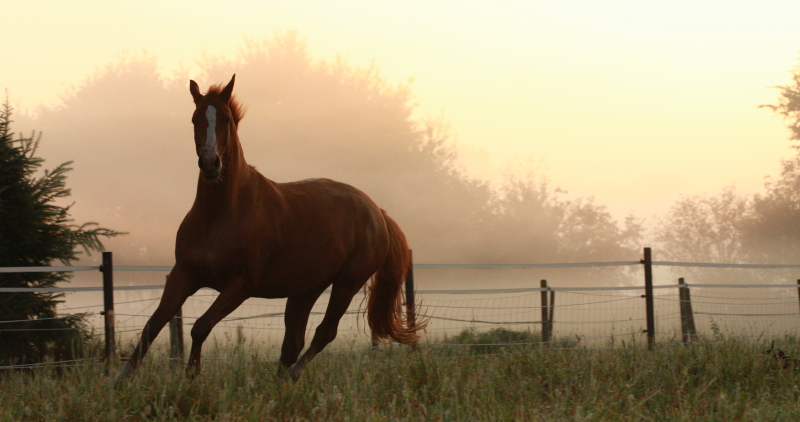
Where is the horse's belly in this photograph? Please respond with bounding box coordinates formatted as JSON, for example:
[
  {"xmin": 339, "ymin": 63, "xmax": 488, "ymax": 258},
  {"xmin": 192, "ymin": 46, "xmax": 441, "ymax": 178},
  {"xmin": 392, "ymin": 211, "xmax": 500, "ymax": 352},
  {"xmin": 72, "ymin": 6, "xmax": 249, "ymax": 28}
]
[{"xmin": 250, "ymin": 266, "xmax": 337, "ymax": 299}]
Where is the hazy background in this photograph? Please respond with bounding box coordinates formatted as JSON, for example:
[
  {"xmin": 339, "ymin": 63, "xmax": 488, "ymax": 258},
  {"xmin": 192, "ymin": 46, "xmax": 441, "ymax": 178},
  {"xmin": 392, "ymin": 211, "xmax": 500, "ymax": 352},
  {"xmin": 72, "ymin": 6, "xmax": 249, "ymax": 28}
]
[{"xmin": 3, "ymin": 1, "xmax": 800, "ymax": 290}]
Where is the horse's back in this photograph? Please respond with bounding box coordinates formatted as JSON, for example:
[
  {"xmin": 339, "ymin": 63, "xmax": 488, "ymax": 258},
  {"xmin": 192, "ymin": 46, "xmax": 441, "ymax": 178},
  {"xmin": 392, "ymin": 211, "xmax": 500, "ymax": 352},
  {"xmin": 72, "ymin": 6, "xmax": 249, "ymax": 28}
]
[
  {"xmin": 274, "ymin": 177, "xmax": 388, "ymax": 251},
  {"xmin": 249, "ymin": 177, "xmax": 390, "ymax": 296},
  {"xmin": 277, "ymin": 178, "xmax": 383, "ymax": 221}
]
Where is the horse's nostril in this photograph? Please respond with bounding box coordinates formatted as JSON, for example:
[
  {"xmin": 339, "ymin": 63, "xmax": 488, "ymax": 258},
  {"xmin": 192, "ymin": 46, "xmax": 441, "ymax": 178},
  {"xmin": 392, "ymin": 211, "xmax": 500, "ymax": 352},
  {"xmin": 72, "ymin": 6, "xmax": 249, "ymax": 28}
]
[{"xmin": 199, "ymin": 154, "xmax": 221, "ymax": 171}]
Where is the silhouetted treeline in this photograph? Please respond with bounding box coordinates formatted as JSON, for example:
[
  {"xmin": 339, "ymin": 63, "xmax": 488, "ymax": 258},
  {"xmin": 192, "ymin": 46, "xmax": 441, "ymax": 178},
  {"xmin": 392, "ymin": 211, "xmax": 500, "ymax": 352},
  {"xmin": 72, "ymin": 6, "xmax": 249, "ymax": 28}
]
[{"xmin": 17, "ymin": 32, "xmax": 641, "ymax": 286}]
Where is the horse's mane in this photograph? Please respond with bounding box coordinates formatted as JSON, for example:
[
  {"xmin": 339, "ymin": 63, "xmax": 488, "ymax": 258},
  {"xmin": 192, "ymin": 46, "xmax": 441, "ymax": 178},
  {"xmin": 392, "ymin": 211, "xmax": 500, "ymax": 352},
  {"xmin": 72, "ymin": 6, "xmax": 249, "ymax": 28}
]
[{"xmin": 206, "ymin": 84, "xmax": 246, "ymax": 124}]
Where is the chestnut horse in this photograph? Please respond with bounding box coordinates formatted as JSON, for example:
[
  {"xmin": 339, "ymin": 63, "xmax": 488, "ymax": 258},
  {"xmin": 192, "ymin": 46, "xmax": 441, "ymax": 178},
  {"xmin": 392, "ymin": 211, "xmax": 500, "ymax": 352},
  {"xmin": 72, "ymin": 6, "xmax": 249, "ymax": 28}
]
[{"xmin": 114, "ymin": 75, "xmax": 421, "ymax": 384}]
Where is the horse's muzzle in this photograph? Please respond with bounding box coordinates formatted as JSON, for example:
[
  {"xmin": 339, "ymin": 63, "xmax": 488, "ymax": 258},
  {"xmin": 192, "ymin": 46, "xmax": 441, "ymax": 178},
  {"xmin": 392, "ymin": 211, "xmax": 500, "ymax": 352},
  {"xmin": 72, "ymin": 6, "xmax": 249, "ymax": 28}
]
[{"xmin": 199, "ymin": 155, "xmax": 221, "ymax": 180}]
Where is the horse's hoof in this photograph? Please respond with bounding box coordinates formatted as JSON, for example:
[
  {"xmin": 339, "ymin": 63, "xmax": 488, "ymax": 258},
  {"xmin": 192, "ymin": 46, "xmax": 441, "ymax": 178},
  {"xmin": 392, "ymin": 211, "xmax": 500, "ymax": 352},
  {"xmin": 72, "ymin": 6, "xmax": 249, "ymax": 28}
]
[
  {"xmin": 276, "ymin": 364, "xmax": 289, "ymax": 379},
  {"xmin": 185, "ymin": 364, "xmax": 201, "ymax": 379},
  {"xmin": 286, "ymin": 363, "xmax": 303, "ymax": 381},
  {"xmin": 111, "ymin": 362, "xmax": 134, "ymax": 390}
]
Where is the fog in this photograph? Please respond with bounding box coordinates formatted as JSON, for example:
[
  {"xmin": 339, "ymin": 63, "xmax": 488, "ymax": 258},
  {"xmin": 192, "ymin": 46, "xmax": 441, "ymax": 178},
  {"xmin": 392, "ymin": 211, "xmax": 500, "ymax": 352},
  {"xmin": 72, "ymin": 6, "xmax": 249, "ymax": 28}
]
[
  {"xmin": 12, "ymin": 35, "xmax": 648, "ymax": 294},
  {"xmin": 10, "ymin": 28, "xmax": 800, "ymax": 304}
]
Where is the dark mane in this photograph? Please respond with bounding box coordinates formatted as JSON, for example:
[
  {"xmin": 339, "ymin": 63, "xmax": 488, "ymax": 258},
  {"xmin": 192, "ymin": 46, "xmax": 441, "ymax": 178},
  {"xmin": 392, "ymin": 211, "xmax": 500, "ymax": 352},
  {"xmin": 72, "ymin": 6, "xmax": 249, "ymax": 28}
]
[{"xmin": 206, "ymin": 84, "xmax": 246, "ymax": 124}]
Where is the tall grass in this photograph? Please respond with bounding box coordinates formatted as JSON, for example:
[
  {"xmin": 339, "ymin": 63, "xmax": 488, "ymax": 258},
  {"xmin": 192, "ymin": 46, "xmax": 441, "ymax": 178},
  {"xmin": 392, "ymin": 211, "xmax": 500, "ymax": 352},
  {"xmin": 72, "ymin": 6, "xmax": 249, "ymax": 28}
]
[{"xmin": 3, "ymin": 334, "xmax": 800, "ymax": 421}]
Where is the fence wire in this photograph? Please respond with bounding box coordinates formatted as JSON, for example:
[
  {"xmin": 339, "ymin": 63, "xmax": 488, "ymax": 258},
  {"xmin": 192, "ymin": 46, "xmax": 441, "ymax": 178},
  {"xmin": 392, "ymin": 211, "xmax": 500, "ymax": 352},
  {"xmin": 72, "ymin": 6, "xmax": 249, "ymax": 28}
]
[{"xmin": 3, "ymin": 259, "xmax": 800, "ymax": 370}]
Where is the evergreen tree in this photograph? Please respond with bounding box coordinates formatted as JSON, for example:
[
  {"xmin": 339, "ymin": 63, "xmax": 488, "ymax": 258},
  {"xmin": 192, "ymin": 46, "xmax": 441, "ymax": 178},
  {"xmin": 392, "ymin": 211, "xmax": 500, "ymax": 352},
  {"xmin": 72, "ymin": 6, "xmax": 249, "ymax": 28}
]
[{"xmin": 0, "ymin": 99, "xmax": 120, "ymax": 365}]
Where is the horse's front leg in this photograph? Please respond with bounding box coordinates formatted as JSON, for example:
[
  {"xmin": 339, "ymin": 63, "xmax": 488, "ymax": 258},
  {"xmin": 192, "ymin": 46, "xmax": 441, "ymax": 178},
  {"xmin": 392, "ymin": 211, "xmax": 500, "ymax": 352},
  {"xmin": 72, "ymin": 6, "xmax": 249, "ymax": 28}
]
[
  {"xmin": 113, "ymin": 267, "xmax": 196, "ymax": 387},
  {"xmin": 186, "ymin": 281, "xmax": 249, "ymax": 376}
]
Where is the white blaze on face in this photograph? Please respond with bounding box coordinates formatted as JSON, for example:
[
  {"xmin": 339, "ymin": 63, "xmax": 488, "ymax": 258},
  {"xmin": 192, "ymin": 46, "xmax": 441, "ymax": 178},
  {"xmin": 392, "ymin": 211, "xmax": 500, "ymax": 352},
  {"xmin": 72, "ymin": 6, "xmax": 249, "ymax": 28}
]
[{"xmin": 204, "ymin": 105, "xmax": 217, "ymax": 157}]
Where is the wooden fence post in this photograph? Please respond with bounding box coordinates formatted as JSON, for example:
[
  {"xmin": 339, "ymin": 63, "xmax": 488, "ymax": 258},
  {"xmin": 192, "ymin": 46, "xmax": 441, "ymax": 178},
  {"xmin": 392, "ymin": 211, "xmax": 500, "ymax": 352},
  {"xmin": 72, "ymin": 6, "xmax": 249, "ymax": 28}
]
[
  {"xmin": 642, "ymin": 247, "xmax": 655, "ymax": 350},
  {"xmin": 678, "ymin": 278, "xmax": 698, "ymax": 345},
  {"xmin": 168, "ymin": 273, "xmax": 184, "ymax": 362},
  {"xmin": 405, "ymin": 249, "xmax": 416, "ymax": 329},
  {"xmin": 796, "ymin": 279, "xmax": 800, "ymax": 319},
  {"xmin": 101, "ymin": 251, "xmax": 115, "ymax": 363},
  {"xmin": 169, "ymin": 306, "xmax": 184, "ymax": 363},
  {"xmin": 540, "ymin": 280, "xmax": 550, "ymax": 345}
]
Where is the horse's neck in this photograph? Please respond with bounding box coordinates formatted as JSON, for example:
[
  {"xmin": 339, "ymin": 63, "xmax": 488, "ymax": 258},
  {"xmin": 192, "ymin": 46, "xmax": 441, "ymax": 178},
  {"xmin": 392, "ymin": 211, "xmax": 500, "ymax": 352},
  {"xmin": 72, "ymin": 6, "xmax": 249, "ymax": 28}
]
[
  {"xmin": 225, "ymin": 137, "xmax": 249, "ymax": 180},
  {"xmin": 195, "ymin": 137, "xmax": 252, "ymax": 205}
]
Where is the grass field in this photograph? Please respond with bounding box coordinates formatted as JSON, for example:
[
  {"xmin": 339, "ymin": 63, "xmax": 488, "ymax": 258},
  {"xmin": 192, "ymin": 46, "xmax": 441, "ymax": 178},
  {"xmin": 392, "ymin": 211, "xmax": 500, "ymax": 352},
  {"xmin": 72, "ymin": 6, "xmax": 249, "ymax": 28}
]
[{"xmin": 3, "ymin": 331, "xmax": 800, "ymax": 421}]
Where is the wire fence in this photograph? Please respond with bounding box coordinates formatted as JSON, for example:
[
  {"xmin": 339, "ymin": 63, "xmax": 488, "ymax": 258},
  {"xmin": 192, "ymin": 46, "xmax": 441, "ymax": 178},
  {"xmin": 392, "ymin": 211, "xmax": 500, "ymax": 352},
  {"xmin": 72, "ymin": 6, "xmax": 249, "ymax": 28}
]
[{"xmin": 3, "ymin": 249, "xmax": 800, "ymax": 369}]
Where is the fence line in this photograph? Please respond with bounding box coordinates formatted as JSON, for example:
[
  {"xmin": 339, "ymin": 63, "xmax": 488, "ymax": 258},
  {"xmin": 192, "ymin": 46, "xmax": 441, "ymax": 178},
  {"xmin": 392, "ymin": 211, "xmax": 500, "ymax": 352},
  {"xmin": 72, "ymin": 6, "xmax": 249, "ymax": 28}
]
[
  {"xmin": 4, "ymin": 247, "xmax": 800, "ymax": 370},
  {"xmin": 2, "ymin": 283, "xmax": 794, "ymax": 294},
  {"xmin": 6, "ymin": 282, "xmax": 793, "ymax": 294}
]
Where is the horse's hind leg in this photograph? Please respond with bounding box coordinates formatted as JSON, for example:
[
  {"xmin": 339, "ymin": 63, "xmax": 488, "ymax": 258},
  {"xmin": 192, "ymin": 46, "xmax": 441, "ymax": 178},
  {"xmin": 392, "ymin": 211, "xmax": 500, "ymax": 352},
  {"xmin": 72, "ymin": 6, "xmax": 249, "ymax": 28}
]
[
  {"xmin": 186, "ymin": 281, "xmax": 249, "ymax": 375},
  {"xmin": 278, "ymin": 291, "xmax": 322, "ymax": 374},
  {"xmin": 114, "ymin": 266, "xmax": 197, "ymax": 386},
  {"xmin": 287, "ymin": 280, "xmax": 363, "ymax": 380}
]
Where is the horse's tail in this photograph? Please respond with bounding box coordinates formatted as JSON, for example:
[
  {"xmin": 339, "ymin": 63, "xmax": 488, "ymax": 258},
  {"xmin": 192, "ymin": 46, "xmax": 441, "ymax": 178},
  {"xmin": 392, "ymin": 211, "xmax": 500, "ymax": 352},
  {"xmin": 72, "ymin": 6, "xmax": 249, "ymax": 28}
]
[{"xmin": 367, "ymin": 210, "xmax": 426, "ymax": 344}]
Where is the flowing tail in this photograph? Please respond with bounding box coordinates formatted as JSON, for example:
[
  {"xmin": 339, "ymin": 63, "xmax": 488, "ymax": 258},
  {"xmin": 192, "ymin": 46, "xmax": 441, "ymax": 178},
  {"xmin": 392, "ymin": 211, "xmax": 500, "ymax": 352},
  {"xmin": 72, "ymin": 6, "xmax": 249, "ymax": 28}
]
[{"xmin": 367, "ymin": 210, "xmax": 426, "ymax": 344}]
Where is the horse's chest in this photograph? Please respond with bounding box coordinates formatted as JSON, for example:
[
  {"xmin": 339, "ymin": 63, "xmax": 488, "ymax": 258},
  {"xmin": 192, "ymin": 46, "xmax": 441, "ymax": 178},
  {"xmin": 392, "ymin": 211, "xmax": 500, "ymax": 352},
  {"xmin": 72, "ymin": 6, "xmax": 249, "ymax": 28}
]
[
  {"xmin": 177, "ymin": 223, "xmax": 261, "ymax": 268},
  {"xmin": 184, "ymin": 246, "xmax": 225, "ymax": 266}
]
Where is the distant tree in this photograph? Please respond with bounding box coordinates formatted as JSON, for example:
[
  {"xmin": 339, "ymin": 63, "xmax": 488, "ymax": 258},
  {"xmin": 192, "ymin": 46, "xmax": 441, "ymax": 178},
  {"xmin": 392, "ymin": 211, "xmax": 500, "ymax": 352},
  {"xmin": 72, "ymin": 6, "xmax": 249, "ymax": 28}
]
[
  {"xmin": 0, "ymin": 100, "xmax": 121, "ymax": 365},
  {"xmin": 654, "ymin": 187, "xmax": 750, "ymax": 264},
  {"xmin": 491, "ymin": 168, "xmax": 643, "ymax": 284},
  {"xmin": 558, "ymin": 198, "xmax": 642, "ymax": 262},
  {"xmin": 740, "ymin": 155, "xmax": 800, "ymax": 264},
  {"xmin": 760, "ymin": 61, "xmax": 800, "ymax": 145},
  {"xmin": 742, "ymin": 57, "xmax": 800, "ymax": 265},
  {"xmin": 653, "ymin": 187, "xmax": 757, "ymax": 283},
  {"xmin": 491, "ymin": 171, "xmax": 564, "ymax": 263}
]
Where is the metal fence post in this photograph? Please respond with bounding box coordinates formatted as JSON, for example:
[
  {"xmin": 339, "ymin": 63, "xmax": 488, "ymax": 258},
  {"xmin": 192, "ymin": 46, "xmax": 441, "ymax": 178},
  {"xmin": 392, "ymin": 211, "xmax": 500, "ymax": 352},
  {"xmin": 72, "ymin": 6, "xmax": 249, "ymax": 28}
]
[
  {"xmin": 101, "ymin": 251, "xmax": 115, "ymax": 363},
  {"xmin": 642, "ymin": 247, "xmax": 655, "ymax": 350}
]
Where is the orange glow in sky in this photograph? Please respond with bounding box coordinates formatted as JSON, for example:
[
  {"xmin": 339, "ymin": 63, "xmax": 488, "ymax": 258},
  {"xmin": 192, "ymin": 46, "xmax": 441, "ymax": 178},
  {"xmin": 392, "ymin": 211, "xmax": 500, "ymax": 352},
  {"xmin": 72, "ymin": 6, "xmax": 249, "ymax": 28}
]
[{"xmin": 3, "ymin": 0, "xmax": 800, "ymax": 221}]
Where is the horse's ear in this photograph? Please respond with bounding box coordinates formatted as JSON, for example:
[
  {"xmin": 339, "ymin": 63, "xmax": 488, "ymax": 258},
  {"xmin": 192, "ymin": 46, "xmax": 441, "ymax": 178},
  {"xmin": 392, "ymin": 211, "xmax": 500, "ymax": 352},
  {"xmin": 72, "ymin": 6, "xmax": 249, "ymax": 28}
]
[
  {"xmin": 220, "ymin": 74, "xmax": 236, "ymax": 101},
  {"xmin": 189, "ymin": 80, "xmax": 203, "ymax": 104}
]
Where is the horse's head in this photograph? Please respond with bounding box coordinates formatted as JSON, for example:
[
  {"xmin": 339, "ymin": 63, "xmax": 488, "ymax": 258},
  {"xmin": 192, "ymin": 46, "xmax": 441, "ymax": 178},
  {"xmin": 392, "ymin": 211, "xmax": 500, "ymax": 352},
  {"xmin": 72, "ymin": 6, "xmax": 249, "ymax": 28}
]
[{"xmin": 189, "ymin": 75, "xmax": 243, "ymax": 181}]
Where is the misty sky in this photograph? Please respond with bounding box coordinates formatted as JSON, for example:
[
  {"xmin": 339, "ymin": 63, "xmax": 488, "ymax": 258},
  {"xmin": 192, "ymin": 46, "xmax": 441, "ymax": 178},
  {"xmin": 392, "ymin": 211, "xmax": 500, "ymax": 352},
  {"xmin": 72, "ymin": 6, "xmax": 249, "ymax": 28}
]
[{"xmin": 3, "ymin": 0, "xmax": 800, "ymax": 221}]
